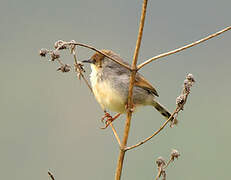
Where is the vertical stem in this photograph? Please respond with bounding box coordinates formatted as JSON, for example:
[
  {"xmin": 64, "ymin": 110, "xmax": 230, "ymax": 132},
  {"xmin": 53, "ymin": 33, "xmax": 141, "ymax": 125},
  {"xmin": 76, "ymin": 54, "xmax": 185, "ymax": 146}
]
[{"xmin": 115, "ymin": 1, "xmax": 148, "ymax": 180}]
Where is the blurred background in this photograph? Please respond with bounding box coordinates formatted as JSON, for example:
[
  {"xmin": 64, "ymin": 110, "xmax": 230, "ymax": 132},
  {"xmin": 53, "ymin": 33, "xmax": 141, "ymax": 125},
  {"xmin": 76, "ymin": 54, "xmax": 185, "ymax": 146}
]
[{"xmin": 0, "ymin": 0, "xmax": 230, "ymax": 179}]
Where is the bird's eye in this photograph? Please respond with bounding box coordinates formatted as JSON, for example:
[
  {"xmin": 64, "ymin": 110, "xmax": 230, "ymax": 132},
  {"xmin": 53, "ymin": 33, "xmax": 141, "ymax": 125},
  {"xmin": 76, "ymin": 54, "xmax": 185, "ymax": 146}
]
[
  {"xmin": 92, "ymin": 59, "xmax": 96, "ymax": 64},
  {"xmin": 107, "ymin": 65, "xmax": 113, "ymax": 68}
]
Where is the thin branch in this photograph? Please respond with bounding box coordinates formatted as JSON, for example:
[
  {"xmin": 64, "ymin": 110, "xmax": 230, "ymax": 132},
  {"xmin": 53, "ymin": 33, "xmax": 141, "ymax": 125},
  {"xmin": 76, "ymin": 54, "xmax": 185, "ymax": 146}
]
[
  {"xmin": 125, "ymin": 109, "xmax": 178, "ymax": 151},
  {"xmin": 115, "ymin": 1, "xmax": 148, "ymax": 180},
  {"xmin": 55, "ymin": 41, "xmax": 132, "ymax": 70},
  {"xmin": 110, "ymin": 123, "xmax": 121, "ymax": 147},
  {"xmin": 137, "ymin": 26, "xmax": 231, "ymax": 70},
  {"xmin": 48, "ymin": 171, "xmax": 55, "ymax": 180},
  {"xmin": 154, "ymin": 168, "xmax": 162, "ymax": 180},
  {"xmin": 72, "ymin": 50, "xmax": 93, "ymax": 92},
  {"xmin": 74, "ymin": 43, "xmax": 132, "ymax": 70},
  {"xmin": 126, "ymin": 82, "xmax": 192, "ymax": 151},
  {"xmin": 164, "ymin": 159, "xmax": 173, "ymax": 169}
]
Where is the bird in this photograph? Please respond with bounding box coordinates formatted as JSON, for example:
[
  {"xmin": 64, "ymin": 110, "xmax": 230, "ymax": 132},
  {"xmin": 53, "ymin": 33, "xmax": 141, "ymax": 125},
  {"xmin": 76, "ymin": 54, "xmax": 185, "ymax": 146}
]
[{"xmin": 82, "ymin": 50, "xmax": 175, "ymax": 129}]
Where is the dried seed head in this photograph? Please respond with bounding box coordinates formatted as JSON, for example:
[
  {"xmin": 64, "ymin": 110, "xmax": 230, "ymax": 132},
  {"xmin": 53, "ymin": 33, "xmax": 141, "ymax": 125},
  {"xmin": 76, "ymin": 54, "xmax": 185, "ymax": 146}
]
[
  {"xmin": 54, "ymin": 40, "xmax": 67, "ymax": 50},
  {"xmin": 170, "ymin": 117, "xmax": 178, "ymax": 128},
  {"xmin": 186, "ymin": 73, "xmax": 195, "ymax": 83},
  {"xmin": 70, "ymin": 40, "xmax": 76, "ymax": 44},
  {"xmin": 176, "ymin": 95, "xmax": 185, "ymax": 106},
  {"xmin": 50, "ymin": 51, "xmax": 60, "ymax": 61},
  {"xmin": 57, "ymin": 64, "xmax": 71, "ymax": 73},
  {"xmin": 39, "ymin": 48, "xmax": 48, "ymax": 57},
  {"xmin": 183, "ymin": 79, "xmax": 191, "ymax": 93},
  {"xmin": 184, "ymin": 79, "xmax": 190, "ymax": 86},
  {"xmin": 70, "ymin": 40, "xmax": 76, "ymax": 54},
  {"xmin": 75, "ymin": 62, "xmax": 85, "ymax": 73},
  {"xmin": 156, "ymin": 156, "xmax": 166, "ymax": 167},
  {"xmin": 171, "ymin": 149, "xmax": 180, "ymax": 160}
]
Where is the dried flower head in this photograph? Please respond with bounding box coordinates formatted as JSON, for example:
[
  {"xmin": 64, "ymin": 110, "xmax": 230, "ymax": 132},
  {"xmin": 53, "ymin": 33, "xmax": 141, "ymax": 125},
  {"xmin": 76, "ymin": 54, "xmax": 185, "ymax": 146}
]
[
  {"xmin": 183, "ymin": 79, "xmax": 191, "ymax": 93},
  {"xmin": 186, "ymin": 73, "xmax": 195, "ymax": 83},
  {"xmin": 50, "ymin": 51, "xmax": 60, "ymax": 61},
  {"xmin": 57, "ymin": 64, "xmax": 71, "ymax": 73},
  {"xmin": 156, "ymin": 156, "xmax": 166, "ymax": 167},
  {"xmin": 171, "ymin": 149, "xmax": 180, "ymax": 160},
  {"xmin": 170, "ymin": 117, "xmax": 178, "ymax": 128},
  {"xmin": 39, "ymin": 48, "xmax": 49, "ymax": 57},
  {"xmin": 75, "ymin": 62, "xmax": 85, "ymax": 73},
  {"xmin": 54, "ymin": 40, "xmax": 67, "ymax": 50},
  {"xmin": 70, "ymin": 40, "xmax": 76, "ymax": 44},
  {"xmin": 176, "ymin": 95, "xmax": 185, "ymax": 106},
  {"xmin": 70, "ymin": 40, "xmax": 77, "ymax": 54}
]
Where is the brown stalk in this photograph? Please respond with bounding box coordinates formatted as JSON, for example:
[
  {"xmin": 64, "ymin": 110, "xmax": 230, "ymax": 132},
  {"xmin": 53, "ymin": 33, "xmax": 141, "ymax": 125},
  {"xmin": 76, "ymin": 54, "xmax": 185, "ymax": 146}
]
[
  {"xmin": 72, "ymin": 50, "xmax": 93, "ymax": 92},
  {"xmin": 126, "ymin": 91, "xmax": 190, "ymax": 151},
  {"xmin": 48, "ymin": 171, "xmax": 55, "ymax": 180},
  {"xmin": 125, "ymin": 109, "xmax": 177, "ymax": 151},
  {"xmin": 110, "ymin": 123, "xmax": 121, "ymax": 147},
  {"xmin": 164, "ymin": 158, "xmax": 173, "ymax": 169},
  {"xmin": 55, "ymin": 41, "xmax": 131, "ymax": 70},
  {"xmin": 137, "ymin": 26, "xmax": 231, "ymax": 70},
  {"xmin": 115, "ymin": 1, "xmax": 148, "ymax": 180},
  {"xmin": 70, "ymin": 43, "xmax": 132, "ymax": 70},
  {"xmin": 155, "ymin": 168, "xmax": 163, "ymax": 180}
]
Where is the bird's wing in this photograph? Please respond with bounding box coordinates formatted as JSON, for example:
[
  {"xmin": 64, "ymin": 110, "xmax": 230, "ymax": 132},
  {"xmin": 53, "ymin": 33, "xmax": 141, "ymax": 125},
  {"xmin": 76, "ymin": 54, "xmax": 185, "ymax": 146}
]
[
  {"xmin": 135, "ymin": 74, "xmax": 159, "ymax": 97},
  {"xmin": 103, "ymin": 50, "xmax": 159, "ymax": 97}
]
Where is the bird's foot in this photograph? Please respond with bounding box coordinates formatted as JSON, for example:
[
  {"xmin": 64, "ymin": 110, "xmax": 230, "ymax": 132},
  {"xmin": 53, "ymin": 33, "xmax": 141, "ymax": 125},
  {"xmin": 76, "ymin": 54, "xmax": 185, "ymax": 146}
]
[{"xmin": 101, "ymin": 112, "xmax": 121, "ymax": 129}]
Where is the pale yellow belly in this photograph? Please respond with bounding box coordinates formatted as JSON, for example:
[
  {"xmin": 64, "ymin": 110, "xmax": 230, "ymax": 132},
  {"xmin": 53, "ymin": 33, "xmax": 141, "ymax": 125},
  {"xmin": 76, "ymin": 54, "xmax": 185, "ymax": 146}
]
[
  {"xmin": 90, "ymin": 65, "xmax": 126, "ymax": 113},
  {"xmin": 92, "ymin": 80, "xmax": 126, "ymax": 113}
]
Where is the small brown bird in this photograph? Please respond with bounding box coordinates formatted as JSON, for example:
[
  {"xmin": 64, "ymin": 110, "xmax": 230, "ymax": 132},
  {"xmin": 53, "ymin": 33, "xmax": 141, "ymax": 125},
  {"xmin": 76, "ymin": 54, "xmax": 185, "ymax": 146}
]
[{"xmin": 82, "ymin": 50, "xmax": 174, "ymax": 128}]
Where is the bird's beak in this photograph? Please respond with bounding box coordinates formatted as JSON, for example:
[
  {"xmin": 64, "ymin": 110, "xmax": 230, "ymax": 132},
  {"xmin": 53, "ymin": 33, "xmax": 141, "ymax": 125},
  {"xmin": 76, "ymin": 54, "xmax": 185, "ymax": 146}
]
[{"xmin": 82, "ymin": 59, "xmax": 94, "ymax": 64}]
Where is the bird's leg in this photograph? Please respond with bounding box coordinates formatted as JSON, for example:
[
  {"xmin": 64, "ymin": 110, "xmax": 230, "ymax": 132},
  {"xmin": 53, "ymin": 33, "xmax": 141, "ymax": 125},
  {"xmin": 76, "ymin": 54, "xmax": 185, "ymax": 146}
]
[
  {"xmin": 101, "ymin": 111, "xmax": 121, "ymax": 129},
  {"xmin": 101, "ymin": 110, "xmax": 112, "ymax": 123}
]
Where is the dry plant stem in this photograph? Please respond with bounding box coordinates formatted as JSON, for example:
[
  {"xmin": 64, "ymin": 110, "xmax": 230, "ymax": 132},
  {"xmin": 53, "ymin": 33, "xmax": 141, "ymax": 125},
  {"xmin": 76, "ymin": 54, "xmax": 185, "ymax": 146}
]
[
  {"xmin": 125, "ymin": 109, "xmax": 178, "ymax": 151},
  {"xmin": 65, "ymin": 43, "xmax": 131, "ymax": 70},
  {"xmin": 110, "ymin": 123, "xmax": 121, "ymax": 147},
  {"xmin": 56, "ymin": 59, "xmax": 64, "ymax": 66},
  {"xmin": 137, "ymin": 26, "xmax": 231, "ymax": 70},
  {"xmin": 48, "ymin": 171, "xmax": 55, "ymax": 180},
  {"xmin": 155, "ymin": 168, "xmax": 162, "ymax": 180},
  {"xmin": 164, "ymin": 159, "xmax": 173, "ymax": 169},
  {"xmin": 72, "ymin": 51, "xmax": 93, "ymax": 92},
  {"xmin": 126, "ymin": 90, "xmax": 189, "ymax": 151},
  {"xmin": 115, "ymin": 1, "xmax": 148, "ymax": 180}
]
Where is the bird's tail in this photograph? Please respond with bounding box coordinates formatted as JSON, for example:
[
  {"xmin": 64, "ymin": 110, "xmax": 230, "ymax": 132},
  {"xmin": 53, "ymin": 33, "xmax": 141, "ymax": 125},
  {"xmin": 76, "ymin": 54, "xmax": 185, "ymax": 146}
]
[{"xmin": 152, "ymin": 100, "xmax": 177, "ymax": 124}]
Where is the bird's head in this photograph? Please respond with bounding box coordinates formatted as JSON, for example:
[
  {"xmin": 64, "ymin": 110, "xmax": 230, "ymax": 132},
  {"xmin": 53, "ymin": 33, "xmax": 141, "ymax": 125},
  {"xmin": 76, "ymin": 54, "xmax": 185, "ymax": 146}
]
[{"xmin": 82, "ymin": 49, "xmax": 112, "ymax": 69}]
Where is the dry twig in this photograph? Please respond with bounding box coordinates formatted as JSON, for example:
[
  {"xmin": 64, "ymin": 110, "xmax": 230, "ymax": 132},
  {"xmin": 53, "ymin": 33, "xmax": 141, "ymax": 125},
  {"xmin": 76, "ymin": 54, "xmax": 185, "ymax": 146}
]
[
  {"xmin": 48, "ymin": 171, "xmax": 55, "ymax": 180},
  {"xmin": 137, "ymin": 26, "xmax": 231, "ymax": 70},
  {"xmin": 115, "ymin": 1, "xmax": 148, "ymax": 179},
  {"xmin": 55, "ymin": 40, "xmax": 131, "ymax": 70},
  {"xmin": 154, "ymin": 150, "xmax": 180, "ymax": 180},
  {"xmin": 125, "ymin": 74, "xmax": 195, "ymax": 151}
]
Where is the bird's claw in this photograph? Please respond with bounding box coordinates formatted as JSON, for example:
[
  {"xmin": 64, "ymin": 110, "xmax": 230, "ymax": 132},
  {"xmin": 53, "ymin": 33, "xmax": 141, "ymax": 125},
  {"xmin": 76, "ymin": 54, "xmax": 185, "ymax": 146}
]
[
  {"xmin": 100, "ymin": 112, "xmax": 121, "ymax": 129},
  {"xmin": 101, "ymin": 113, "xmax": 113, "ymax": 129},
  {"xmin": 101, "ymin": 112, "xmax": 112, "ymax": 123}
]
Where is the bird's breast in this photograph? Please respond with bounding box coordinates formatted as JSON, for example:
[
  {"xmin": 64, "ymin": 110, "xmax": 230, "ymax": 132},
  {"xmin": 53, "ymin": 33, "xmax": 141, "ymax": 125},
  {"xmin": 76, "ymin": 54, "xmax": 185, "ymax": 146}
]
[{"xmin": 90, "ymin": 65, "xmax": 126, "ymax": 113}]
